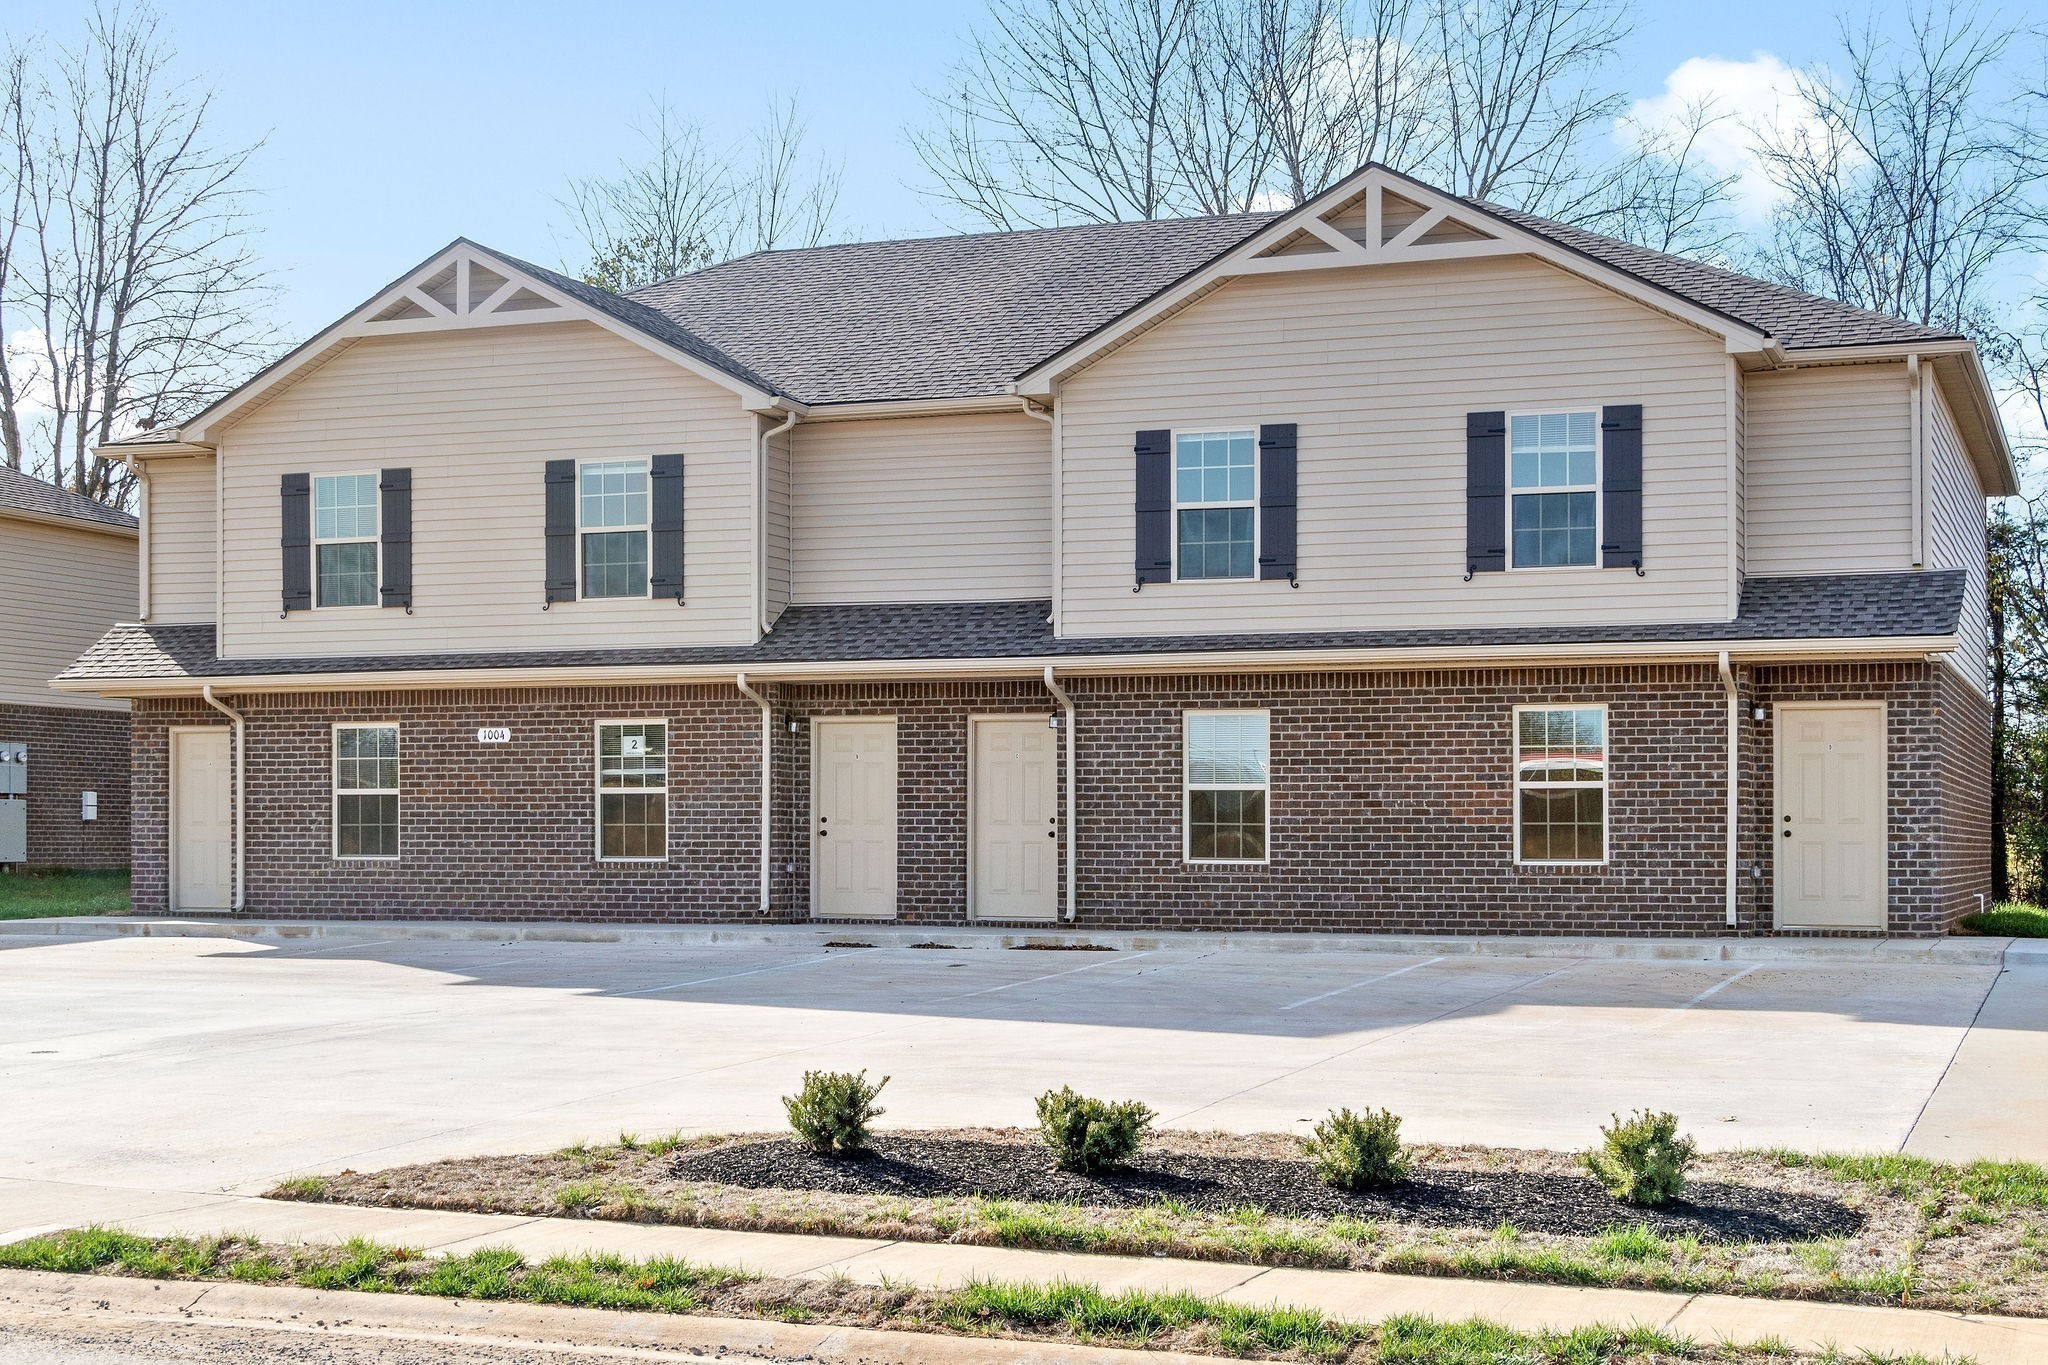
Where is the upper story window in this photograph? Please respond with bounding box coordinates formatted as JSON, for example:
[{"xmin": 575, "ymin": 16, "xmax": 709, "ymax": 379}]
[
  {"xmin": 580, "ymin": 459, "xmax": 650, "ymax": 599},
  {"xmin": 1175, "ymin": 431, "xmax": 1255, "ymax": 580},
  {"xmin": 313, "ymin": 474, "xmax": 379, "ymax": 607},
  {"xmin": 1509, "ymin": 411, "xmax": 1598, "ymax": 569}
]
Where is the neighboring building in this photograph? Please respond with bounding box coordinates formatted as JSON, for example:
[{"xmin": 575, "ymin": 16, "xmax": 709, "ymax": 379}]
[
  {"xmin": 1, "ymin": 467, "xmax": 135, "ymax": 869},
  {"xmin": 58, "ymin": 165, "xmax": 2011, "ymax": 935}
]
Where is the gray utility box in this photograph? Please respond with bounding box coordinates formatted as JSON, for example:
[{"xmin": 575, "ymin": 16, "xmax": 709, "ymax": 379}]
[
  {"xmin": 0, "ymin": 799, "xmax": 23, "ymax": 865},
  {"xmin": 0, "ymin": 743, "xmax": 24, "ymax": 797}
]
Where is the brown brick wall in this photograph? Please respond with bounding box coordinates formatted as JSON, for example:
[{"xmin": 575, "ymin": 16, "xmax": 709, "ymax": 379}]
[
  {"xmin": 128, "ymin": 659, "xmax": 1987, "ymax": 934},
  {"xmin": 0, "ymin": 702, "xmax": 130, "ymax": 870}
]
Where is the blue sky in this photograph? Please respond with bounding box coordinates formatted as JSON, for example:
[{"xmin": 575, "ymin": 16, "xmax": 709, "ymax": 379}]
[{"xmin": 7, "ymin": 2, "xmax": 1955, "ymax": 340}]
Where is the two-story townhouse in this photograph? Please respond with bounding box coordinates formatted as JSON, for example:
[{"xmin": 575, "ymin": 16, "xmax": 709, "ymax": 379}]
[
  {"xmin": 1, "ymin": 467, "xmax": 136, "ymax": 870},
  {"xmin": 58, "ymin": 165, "xmax": 2012, "ymax": 936}
]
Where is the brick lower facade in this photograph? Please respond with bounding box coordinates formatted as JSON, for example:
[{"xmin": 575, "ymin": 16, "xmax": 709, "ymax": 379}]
[
  {"xmin": 127, "ymin": 659, "xmax": 1992, "ymax": 934},
  {"xmin": 0, "ymin": 701, "xmax": 131, "ymax": 870}
]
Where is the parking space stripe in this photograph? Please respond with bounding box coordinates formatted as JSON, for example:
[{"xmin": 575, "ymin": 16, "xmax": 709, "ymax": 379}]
[
  {"xmin": 1671, "ymin": 963, "xmax": 1761, "ymax": 1012},
  {"xmin": 615, "ymin": 948, "xmax": 882, "ymax": 997},
  {"xmin": 1279, "ymin": 956, "xmax": 1446, "ymax": 1011},
  {"xmin": 936, "ymin": 950, "xmax": 1158, "ymax": 1001}
]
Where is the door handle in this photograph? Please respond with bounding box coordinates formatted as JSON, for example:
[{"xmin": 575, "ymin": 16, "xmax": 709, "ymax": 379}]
[{"xmin": 1782, "ymin": 829, "xmax": 1791, "ymax": 838}]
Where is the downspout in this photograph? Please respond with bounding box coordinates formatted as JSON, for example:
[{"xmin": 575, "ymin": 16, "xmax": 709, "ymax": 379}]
[
  {"xmin": 1020, "ymin": 399, "xmax": 1057, "ymax": 630},
  {"xmin": 132, "ymin": 458, "xmax": 152, "ymax": 620},
  {"xmin": 1908, "ymin": 354, "xmax": 1925, "ymax": 568},
  {"xmin": 1716, "ymin": 651, "xmax": 1738, "ymax": 929},
  {"xmin": 200, "ymin": 685, "xmax": 245, "ymax": 913},
  {"xmin": 756, "ymin": 408, "xmax": 798, "ymax": 636},
  {"xmin": 735, "ymin": 672, "xmax": 772, "ymax": 915},
  {"xmin": 1042, "ymin": 665, "xmax": 1077, "ymax": 921}
]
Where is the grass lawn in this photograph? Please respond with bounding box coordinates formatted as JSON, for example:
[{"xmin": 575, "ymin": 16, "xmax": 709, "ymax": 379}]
[
  {"xmin": 0, "ymin": 868, "xmax": 130, "ymax": 920},
  {"xmin": 0, "ymin": 1226, "xmax": 1951, "ymax": 1363},
  {"xmin": 1959, "ymin": 902, "xmax": 2048, "ymax": 937}
]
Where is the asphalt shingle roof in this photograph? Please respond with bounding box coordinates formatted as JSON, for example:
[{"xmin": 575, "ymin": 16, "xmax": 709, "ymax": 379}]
[
  {"xmin": 60, "ymin": 571, "xmax": 1963, "ymax": 685},
  {"xmin": 0, "ymin": 467, "xmax": 137, "ymax": 532}
]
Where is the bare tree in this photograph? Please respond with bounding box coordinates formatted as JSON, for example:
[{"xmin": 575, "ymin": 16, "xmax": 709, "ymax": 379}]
[
  {"xmin": 1750, "ymin": 1, "xmax": 2044, "ymax": 337},
  {"xmin": 736, "ymin": 95, "xmax": 844, "ymax": 254},
  {"xmin": 1577, "ymin": 95, "xmax": 1743, "ymax": 260},
  {"xmin": 911, "ymin": 0, "xmax": 1199, "ymax": 227},
  {"xmin": 0, "ymin": 2, "xmax": 272, "ymax": 503}
]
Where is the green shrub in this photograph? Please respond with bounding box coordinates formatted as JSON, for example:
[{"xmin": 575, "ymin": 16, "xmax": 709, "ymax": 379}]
[
  {"xmin": 1035, "ymin": 1086, "xmax": 1153, "ymax": 1174},
  {"xmin": 783, "ymin": 1069, "xmax": 888, "ymax": 1155},
  {"xmin": 1301, "ymin": 1107, "xmax": 1407, "ymax": 1191},
  {"xmin": 1584, "ymin": 1110, "xmax": 1696, "ymax": 1206}
]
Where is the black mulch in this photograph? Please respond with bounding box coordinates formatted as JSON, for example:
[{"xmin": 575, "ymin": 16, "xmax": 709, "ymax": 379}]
[{"xmin": 672, "ymin": 1137, "xmax": 1860, "ymax": 1243}]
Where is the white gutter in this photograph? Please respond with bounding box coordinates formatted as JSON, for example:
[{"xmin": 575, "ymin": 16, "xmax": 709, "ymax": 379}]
[
  {"xmin": 1042, "ymin": 666, "xmax": 1078, "ymax": 921},
  {"xmin": 755, "ymin": 408, "xmax": 798, "ymax": 637},
  {"xmin": 1716, "ymin": 650, "xmax": 1738, "ymax": 929},
  {"xmin": 1019, "ymin": 399, "xmax": 1058, "ymax": 629},
  {"xmin": 734, "ymin": 672, "xmax": 773, "ymax": 914},
  {"xmin": 200, "ymin": 685, "xmax": 245, "ymax": 913}
]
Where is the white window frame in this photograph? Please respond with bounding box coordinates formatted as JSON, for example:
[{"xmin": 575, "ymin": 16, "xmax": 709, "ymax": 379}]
[
  {"xmin": 1511, "ymin": 703, "xmax": 1609, "ymax": 867},
  {"xmin": 594, "ymin": 717, "xmax": 669, "ymax": 862},
  {"xmin": 1169, "ymin": 427, "xmax": 1259, "ymax": 584},
  {"xmin": 311, "ymin": 471, "xmax": 381, "ymax": 610},
  {"xmin": 1505, "ymin": 408, "xmax": 1602, "ymax": 572},
  {"xmin": 576, "ymin": 458, "xmax": 653, "ymax": 601},
  {"xmin": 1182, "ymin": 708, "xmax": 1271, "ymax": 866},
  {"xmin": 331, "ymin": 722, "xmax": 400, "ymax": 861}
]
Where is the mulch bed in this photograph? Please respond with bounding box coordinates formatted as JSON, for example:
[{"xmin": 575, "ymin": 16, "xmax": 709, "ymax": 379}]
[{"xmin": 673, "ymin": 1136, "xmax": 1861, "ymax": 1243}]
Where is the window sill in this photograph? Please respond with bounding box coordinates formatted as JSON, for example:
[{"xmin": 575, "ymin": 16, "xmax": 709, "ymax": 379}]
[
  {"xmin": 596, "ymin": 857, "xmax": 669, "ymax": 865},
  {"xmin": 333, "ymin": 856, "xmax": 400, "ymax": 863},
  {"xmin": 1184, "ymin": 858, "xmax": 1271, "ymax": 868}
]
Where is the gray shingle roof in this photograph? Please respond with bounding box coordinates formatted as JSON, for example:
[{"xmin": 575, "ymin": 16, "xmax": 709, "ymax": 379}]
[
  {"xmin": 60, "ymin": 572, "xmax": 1963, "ymax": 685},
  {"xmin": 0, "ymin": 467, "xmax": 137, "ymax": 532},
  {"xmin": 627, "ymin": 214, "xmax": 1280, "ymax": 404},
  {"xmin": 1475, "ymin": 205, "xmax": 1962, "ymax": 350}
]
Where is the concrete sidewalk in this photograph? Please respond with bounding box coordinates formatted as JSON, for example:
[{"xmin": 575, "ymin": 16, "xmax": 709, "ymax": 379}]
[{"xmin": 6, "ymin": 1178, "xmax": 2046, "ymax": 1364}]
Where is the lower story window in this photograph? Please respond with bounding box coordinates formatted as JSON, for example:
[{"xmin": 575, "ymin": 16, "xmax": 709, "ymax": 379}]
[
  {"xmin": 1514, "ymin": 705, "xmax": 1606, "ymax": 863},
  {"xmin": 1185, "ymin": 710, "xmax": 1269, "ymax": 862},
  {"xmin": 333, "ymin": 724, "xmax": 399, "ymax": 858},
  {"xmin": 597, "ymin": 720, "xmax": 667, "ymax": 860}
]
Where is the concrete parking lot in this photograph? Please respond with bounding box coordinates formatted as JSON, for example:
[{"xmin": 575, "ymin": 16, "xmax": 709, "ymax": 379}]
[{"xmin": 1, "ymin": 926, "xmax": 2044, "ymax": 1220}]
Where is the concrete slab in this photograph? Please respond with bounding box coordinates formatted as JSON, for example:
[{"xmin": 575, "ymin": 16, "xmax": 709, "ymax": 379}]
[
  {"xmin": 1670, "ymin": 1291, "xmax": 2048, "ymax": 1364},
  {"xmin": 432, "ymin": 1219, "xmax": 891, "ymax": 1277},
  {"xmin": 816, "ymin": 1240, "xmax": 1266, "ymax": 1296},
  {"xmin": 1216, "ymin": 1266, "xmax": 1690, "ymax": 1333},
  {"xmin": 114, "ymin": 1195, "xmax": 533, "ymax": 1250},
  {"xmin": 1907, "ymin": 962, "xmax": 2048, "ymax": 1161}
]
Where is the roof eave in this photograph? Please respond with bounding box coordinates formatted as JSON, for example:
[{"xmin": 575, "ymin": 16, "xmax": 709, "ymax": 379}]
[
  {"xmin": 52, "ymin": 631, "xmax": 1958, "ymax": 698},
  {"xmin": 1776, "ymin": 339, "xmax": 2019, "ymax": 497},
  {"xmin": 0, "ymin": 504, "xmax": 138, "ymax": 539}
]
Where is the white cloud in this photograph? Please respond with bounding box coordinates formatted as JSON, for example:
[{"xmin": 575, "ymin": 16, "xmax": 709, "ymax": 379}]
[
  {"xmin": 1623, "ymin": 53, "xmax": 1827, "ymax": 224},
  {"xmin": 3, "ymin": 327, "xmax": 55, "ymax": 418}
]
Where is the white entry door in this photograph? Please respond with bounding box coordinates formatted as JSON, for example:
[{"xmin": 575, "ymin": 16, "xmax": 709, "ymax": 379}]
[
  {"xmin": 172, "ymin": 728, "xmax": 232, "ymax": 912},
  {"xmin": 813, "ymin": 717, "xmax": 897, "ymax": 919},
  {"xmin": 1775, "ymin": 703, "xmax": 1887, "ymax": 930},
  {"xmin": 972, "ymin": 718, "xmax": 1059, "ymax": 921}
]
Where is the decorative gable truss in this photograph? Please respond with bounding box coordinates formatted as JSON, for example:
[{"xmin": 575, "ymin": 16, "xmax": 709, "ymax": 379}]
[
  {"xmin": 352, "ymin": 248, "xmax": 580, "ymax": 334},
  {"xmin": 1232, "ymin": 181, "xmax": 1515, "ymax": 275}
]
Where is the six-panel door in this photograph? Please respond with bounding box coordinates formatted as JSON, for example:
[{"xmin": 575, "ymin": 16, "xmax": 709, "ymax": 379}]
[
  {"xmin": 971, "ymin": 718, "xmax": 1059, "ymax": 921},
  {"xmin": 1774, "ymin": 702, "xmax": 1887, "ymax": 930},
  {"xmin": 172, "ymin": 728, "xmax": 233, "ymax": 912},
  {"xmin": 812, "ymin": 717, "xmax": 898, "ymax": 918}
]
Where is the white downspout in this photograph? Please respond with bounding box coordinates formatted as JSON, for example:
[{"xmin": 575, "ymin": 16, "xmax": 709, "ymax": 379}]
[
  {"xmin": 132, "ymin": 458, "xmax": 152, "ymax": 620},
  {"xmin": 756, "ymin": 408, "xmax": 798, "ymax": 636},
  {"xmin": 735, "ymin": 672, "xmax": 772, "ymax": 915},
  {"xmin": 1717, "ymin": 650, "xmax": 1738, "ymax": 929},
  {"xmin": 1908, "ymin": 354, "xmax": 1925, "ymax": 568},
  {"xmin": 1042, "ymin": 665, "xmax": 1077, "ymax": 921},
  {"xmin": 1020, "ymin": 399, "xmax": 1057, "ymax": 630},
  {"xmin": 200, "ymin": 685, "xmax": 245, "ymax": 913}
]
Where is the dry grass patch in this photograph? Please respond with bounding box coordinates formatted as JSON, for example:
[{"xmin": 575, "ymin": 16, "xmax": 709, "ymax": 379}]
[{"xmin": 280, "ymin": 1128, "xmax": 2048, "ymax": 1316}]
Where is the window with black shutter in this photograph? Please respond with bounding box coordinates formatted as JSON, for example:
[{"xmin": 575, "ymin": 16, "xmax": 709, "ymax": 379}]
[{"xmin": 379, "ymin": 468, "xmax": 412, "ymax": 610}]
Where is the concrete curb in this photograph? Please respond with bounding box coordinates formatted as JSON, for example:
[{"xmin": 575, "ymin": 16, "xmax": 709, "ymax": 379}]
[{"xmin": 2, "ymin": 914, "xmax": 2018, "ymax": 965}]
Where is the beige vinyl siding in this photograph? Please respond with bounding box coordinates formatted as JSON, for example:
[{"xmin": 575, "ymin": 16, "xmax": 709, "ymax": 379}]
[
  {"xmin": 0, "ymin": 517, "xmax": 133, "ymax": 711},
  {"xmin": 215, "ymin": 321, "xmax": 758, "ymax": 658},
  {"xmin": 1929, "ymin": 379, "xmax": 1988, "ymax": 695},
  {"xmin": 1057, "ymin": 255, "xmax": 1733, "ymax": 638},
  {"xmin": 791, "ymin": 412, "xmax": 1051, "ymax": 604},
  {"xmin": 1745, "ymin": 364, "xmax": 1913, "ymax": 575},
  {"xmin": 766, "ymin": 421, "xmax": 793, "ymax": 623},
  {"xmin": 144, "ymin": 455, "xmax": 216, "ymax": 624}
]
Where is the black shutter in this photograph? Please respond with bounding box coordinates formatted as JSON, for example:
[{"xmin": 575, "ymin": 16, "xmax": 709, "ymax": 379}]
[
  {"xmin": 280, "ymin": 473, "xmax": 311, "ymax": 613},
  {"xmin": 379, "ymin": 468, "xmax": 412, "ymax": 609},
  {"xmin": 1134, "ymin": 429, "xmax": 1172, "ymax": 587},
  {"xmin": 649, "ymin": 453, "xmax": 685, "ymax": 603},
  {"xmin": 544, "ymin": 459, "xmax": 577, "ymax": 604},
  {"xmin": 1465, "ymin": 411, "xmax": 1507, "ymax": 575},
  {"xmin": 1601, "ymin": 404, "xmax": 1643, "ymax": 572},
  {"xmin": 1257, "ymin": 423, "xmax": 1297, "ymax": 584}
]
